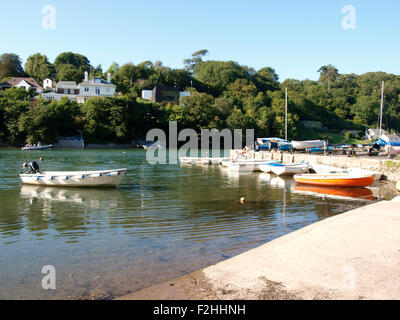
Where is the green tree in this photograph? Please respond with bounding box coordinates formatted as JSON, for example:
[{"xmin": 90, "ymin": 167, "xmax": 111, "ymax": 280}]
[
  {"xmin": 318, "ymin": 64, "xmax": 339, "ymax": 91},
  {"xmin": 25, "ymin": 53, "xmax": 54, "ymax": 82},
  {"xmin": 184, "ymin": 49, "xmax": 209, "ymax": 72},
  {"xmin": 0, "ymin": 53, "xmax": 26, "ymax": 79}
]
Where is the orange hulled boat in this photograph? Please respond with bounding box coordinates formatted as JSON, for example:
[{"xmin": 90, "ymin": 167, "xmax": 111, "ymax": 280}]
[{"xmin": 293, "ymin": 173, "xmax": 375, "ymax": 188}]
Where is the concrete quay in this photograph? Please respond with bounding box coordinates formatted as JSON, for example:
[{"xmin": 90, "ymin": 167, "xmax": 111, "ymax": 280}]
[{"xmin": 118, "ymin": 197, "xmax": 400, "ymax": 300}]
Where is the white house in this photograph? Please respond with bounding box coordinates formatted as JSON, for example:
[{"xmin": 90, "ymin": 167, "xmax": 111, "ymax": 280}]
[
  {"xmin": 0, "ymin": 77, "xmax": 43, "ymax": 93},
  {"xmin": 41, "ymin": 81, "xmax": 79, "ymax": 101},
  {"xmin": 43, "ymin": 78, "xmax": 55, "ymax": 90},
  {"xmin": 76, "ymin": 72, "xmax": 116, "ymax": 104},
  {"xmin": 41, "ymin": 72, "xmax": 116, "ymax": 103}
]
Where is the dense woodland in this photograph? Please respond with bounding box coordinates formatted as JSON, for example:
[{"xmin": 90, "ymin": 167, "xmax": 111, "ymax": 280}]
[{"xmin": 0, "ymin": 50, "xmax": 399, "ymax": 146}]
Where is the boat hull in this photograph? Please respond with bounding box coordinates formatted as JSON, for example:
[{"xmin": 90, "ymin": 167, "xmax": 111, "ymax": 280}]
[
  {"xmin": 19, "ymin": 169, "xmax": 127, "ymax": 188},
  {"xmin": 21, "ymin": 145, "xmax": 54, "ymax": 151},
  {"xmin": 270, "ymin": 163, "xmax": 309, "ymax": 176},
  {"xmin": 291, "ymin": 140, "xmax": 324, "ymax": 150},
  {"xmin": 294, "ymin": 173, "xmax": 375, "ymax": 187}
]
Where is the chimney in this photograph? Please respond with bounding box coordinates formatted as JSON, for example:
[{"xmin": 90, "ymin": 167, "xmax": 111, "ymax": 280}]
[
  {"xmin": 84, "ymin": 71, "xmax": 88, "ymax": 82},
  {"xmin": 107, "ymin": 72, "xmax": 111, "ymax": 83}
]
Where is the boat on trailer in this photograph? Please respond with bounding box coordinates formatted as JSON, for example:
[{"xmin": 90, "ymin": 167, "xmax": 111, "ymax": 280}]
[
  {"xmin": 291, "ymin": 140, "xmax": 324, "ymax": 150},
  {"xmin": 19, "ymin": 162, "xmax": 127, "ymax": 188},
  {"xmin": 294, "ymin": 173, "xmax": 375, "ymax": 187}
]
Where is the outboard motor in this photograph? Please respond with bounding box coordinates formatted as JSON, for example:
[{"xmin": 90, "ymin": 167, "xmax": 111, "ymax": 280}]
[{"xmin": 28, "ymin": 161, "xmax": 41, "ymax": 174}]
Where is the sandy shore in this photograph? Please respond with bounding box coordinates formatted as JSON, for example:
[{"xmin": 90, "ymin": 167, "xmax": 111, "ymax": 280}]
[{"xmin": 118, "ymin": 197, "xmax": 400, "ymax": 300}]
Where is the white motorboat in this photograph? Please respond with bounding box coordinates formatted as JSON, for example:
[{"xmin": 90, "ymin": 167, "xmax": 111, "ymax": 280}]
[
  {"xmin": 143, "ymin": 143, "xmax": 162, "ymax": 150},
  {"xmin": 291, "ymin": 140, "xmax": 324, "ymax": 150},
  {"xmin": 19, "ymin": 162, "xmax": 127, "ymax": 188},
  {"xmin": 22, "ymin": 144, "xmax": 54, "ymax": 151}
]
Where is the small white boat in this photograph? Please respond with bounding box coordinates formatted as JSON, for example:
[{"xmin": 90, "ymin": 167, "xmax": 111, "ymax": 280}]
[
  {"xmin": 227, "ymin": 163, "xmax": 258, "ymax": 173},
  {"xmin": 222, "ymin": 159, "xmax": 279, "ymax": 171},
  {"xmin": 19, "ymin": 166, "xmax": 127, "ymax": 188},
  {"xmin": 270, "ymin": 162, "xmax": 309, "ymax": 176},
  {"xmin": 22, "ymin": 144, "xmax": 54, "ymax": 151},
  {"xmin": 143, "ymin": 143, "xmax": 162, "ymax": 150},
  {"xmin": 291, "ymin": 140, "xmax": 324, "ymax": 150}
]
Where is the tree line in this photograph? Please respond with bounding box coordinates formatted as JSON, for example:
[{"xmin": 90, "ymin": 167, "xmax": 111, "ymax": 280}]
[{"xmin": 0, "ymin": 51, "xmax": 399, "ymax": 146}]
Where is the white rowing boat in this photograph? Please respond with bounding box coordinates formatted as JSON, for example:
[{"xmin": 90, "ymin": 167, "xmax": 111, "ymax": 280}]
[
  {"xmin": 226, "ymin": 160, "xmax": 281, "ymax": 172},
  {"xmin": 19, "ymin": 169, "xmax": 127, "ymax": 188},
  {"xmin": 270, "ymin": 162, "xmax": 309, "ymax": 176},
  {"xmin": 291, "ymin": 140, "xmax": 324, "ymax": 150}
]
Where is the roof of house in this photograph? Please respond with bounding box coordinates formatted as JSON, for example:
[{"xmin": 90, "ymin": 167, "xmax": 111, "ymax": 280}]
[
  {"xmin": 3, "ymin": 77, "xmax": 42, "ymax": 89},
  {"xmin": 79, "ymin": 78, "xmax": 115, "ymax": 86},
  {"xmin": 56, "ymin": 81, "xmax": 79, "ymax": 89}
]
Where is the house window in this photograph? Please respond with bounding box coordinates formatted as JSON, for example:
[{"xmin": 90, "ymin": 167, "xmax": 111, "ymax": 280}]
[
  {"xmin": 95, "ymin": 87, "xmax": 100, "ymax": 95},
  {"xmin": 84, "ymin": 87, "xmax": 89, "ymax": 92}
]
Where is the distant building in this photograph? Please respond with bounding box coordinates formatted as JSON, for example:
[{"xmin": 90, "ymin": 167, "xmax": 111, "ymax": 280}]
[
  {"xmin": 76, "ymin": 72, "xmax": 116, "ymax": 104},
  {"xmin": 43, "ymin": 78, "xmax": 56, "ymax": 90},
  {"xmin": 381, "ymin": 133, "xmax": 400, "ymax": 144},
  {"xmin": 366, "ymin": 128, "xmax": 388, "ymax": 140},
  {"xmin": 42, "ymin": 81, "xmax": 79, "ymax": 101},
  {"xmin": 41, "ymin": 72, "xmax": 116, "ymax": 103},
  {"xmin": 141, "ymin": 86, "xmax": 191, "ymax": 104},
  {"xmin": 0, "ymin": 77, "xmax": 43, "ymax": 93}
]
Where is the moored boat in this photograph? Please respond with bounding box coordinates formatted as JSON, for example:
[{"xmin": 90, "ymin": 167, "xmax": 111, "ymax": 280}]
[
  {"xmin": 22, "ymin": 144, "xmax": 54, "ymax": 151},
  {"xmin": 270, "ymin": 162, "xmax": 309, "ymax": 176},
  {"xmin": 294, "ymin": 173, "xmax": 375, "ymax": 187},
  {"xmin": 309, "ymin": 163, "xmax": 382, "ymax": 181},
  {"xmin": 19, "ymin": 162, "xmax": 127, "ymax": 188}
]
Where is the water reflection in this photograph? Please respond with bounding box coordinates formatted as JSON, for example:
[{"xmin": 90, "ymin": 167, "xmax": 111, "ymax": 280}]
[
  {"xmin": 293, "ymin": 184, "xmax": 375, "ymax": 201},
  {"xmin": 20, "ymin": 185, "xmax": 124, "ymax": 208}
]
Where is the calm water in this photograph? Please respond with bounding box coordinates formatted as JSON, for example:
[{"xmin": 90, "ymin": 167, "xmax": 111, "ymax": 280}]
[{"xmin": 0, "ymin": 149, "xmax": 386, "ymax": 299}]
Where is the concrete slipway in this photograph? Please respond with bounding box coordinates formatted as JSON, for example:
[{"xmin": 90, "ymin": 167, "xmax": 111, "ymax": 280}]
[{"xmin": 118, "ymin": 197, "xmax": 400, "ymax": 300}]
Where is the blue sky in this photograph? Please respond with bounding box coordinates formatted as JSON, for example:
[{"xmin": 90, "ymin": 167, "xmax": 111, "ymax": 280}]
[{"xmin": 0, "ymin": 0, "xmax": 399, "ymax": 81}]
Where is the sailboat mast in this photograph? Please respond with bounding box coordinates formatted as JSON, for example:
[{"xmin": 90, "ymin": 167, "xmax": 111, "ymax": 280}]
[
  {"xmin": 285, "ymin": 87, "xmax": 288, "ymax": 141},
  {"xmin": 380, "ymin": 81, "xmax": 384, "ymax": 136}
]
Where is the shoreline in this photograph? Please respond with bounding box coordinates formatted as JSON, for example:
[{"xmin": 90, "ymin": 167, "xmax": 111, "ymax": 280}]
[{"xmin": 117, "ymin": 197, "xmax": 400, "ymax": 300}]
